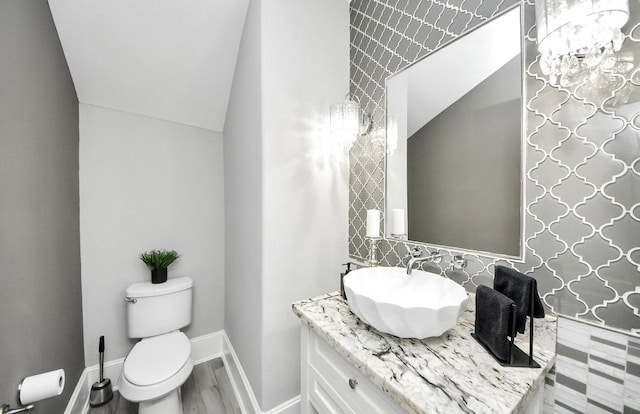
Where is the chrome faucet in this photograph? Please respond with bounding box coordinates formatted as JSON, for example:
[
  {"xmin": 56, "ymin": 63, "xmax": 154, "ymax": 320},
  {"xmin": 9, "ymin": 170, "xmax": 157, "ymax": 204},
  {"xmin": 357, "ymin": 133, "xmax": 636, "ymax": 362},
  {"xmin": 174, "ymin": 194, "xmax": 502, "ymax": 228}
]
[{"xmin": 405, "ymin": 247, "xmax": 443, "ymax": 275}]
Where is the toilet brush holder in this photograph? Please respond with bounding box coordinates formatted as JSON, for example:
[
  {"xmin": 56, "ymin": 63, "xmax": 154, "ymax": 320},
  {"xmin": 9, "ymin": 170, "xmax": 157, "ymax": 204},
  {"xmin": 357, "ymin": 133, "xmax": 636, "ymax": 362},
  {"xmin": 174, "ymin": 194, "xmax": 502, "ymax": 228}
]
[{"xmin": 89, "ymin": 336, "xmax": 113, "ymax": 407}]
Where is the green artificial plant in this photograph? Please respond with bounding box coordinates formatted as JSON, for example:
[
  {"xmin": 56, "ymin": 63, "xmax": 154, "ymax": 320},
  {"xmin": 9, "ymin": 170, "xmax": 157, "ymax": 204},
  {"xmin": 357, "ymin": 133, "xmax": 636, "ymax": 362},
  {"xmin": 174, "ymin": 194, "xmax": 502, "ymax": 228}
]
[{"xmin": 139, "ymin": 249, "xmax": 181, "ymax": 270}]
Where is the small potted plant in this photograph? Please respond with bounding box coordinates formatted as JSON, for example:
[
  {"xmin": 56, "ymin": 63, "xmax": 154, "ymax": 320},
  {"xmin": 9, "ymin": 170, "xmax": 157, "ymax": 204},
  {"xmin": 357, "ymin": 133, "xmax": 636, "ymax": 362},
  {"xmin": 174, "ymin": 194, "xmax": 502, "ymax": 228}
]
[{"xmin": 139, "ymin": 249, "xmax": 180, "ymax": 284}]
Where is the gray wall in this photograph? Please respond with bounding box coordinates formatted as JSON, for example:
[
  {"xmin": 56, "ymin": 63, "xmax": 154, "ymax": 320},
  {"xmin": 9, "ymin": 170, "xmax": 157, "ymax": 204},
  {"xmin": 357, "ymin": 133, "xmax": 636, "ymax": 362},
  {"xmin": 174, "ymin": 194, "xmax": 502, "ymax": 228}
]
[
  {"xmin": 407, "ymin": 56, "xmax": 521, "ymax": 256},
  {"xmin": 224, "ymin": 0, "xmax": 265, "ymax": 406},
  {"xmin": 0, "ymin": 1, "xmax": 83, "ymax": 413},
  {"xmin": 260, "ymin": 0, "xmax": 349, "ymax": 409},
  {"xmin": 224, "ymin": 0, "xmax": 349, "ymax": 411},
  {"xmin": 78, "ymin": 105, "xmax": 226, "ymax": 366},
  {"xmin": 349, "ymin": 0, "xmax": 640, "ymax": 333}
]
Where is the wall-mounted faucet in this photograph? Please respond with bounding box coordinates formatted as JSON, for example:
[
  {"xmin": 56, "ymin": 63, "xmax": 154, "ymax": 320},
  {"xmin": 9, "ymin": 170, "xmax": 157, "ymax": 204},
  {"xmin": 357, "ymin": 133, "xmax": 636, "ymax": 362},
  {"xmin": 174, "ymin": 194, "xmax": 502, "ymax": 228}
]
[{"xmin": 404, "ymin": 247, "xmax": 443, "ymax": 275}]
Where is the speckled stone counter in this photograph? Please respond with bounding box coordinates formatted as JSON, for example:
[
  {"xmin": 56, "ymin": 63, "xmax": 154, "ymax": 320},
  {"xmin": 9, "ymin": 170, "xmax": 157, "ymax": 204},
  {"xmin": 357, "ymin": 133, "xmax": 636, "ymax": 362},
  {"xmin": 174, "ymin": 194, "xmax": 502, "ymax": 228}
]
[{"xmin": 293, "ymin": 292, "xmax": 557, "ymax": 414}]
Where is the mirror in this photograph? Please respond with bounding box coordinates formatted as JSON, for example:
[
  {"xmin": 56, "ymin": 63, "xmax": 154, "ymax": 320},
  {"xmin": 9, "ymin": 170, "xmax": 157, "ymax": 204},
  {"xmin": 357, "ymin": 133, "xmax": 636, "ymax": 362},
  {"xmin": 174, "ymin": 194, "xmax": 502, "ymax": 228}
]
[{"xmin": 385, "ymin": 6, "xmax": 523, "ymax": 258}]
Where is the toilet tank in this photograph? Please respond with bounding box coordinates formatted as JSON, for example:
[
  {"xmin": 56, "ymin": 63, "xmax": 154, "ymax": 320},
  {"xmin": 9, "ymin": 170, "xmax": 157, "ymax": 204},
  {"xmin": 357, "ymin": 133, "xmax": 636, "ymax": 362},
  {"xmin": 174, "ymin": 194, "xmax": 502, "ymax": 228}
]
[{"xmin": 125, "ymin": 276, "xmax": 193, "ymax": 338}]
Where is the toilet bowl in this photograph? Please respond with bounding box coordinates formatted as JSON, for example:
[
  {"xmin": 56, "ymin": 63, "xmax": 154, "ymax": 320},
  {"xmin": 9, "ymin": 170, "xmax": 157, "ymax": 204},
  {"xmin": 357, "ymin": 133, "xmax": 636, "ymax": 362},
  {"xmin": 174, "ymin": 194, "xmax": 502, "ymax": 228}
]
[
  {"xmin": 119, "ymin": 332, "xmax": 193, "ymax": 413},
  {"xmin": 118, "ymin": 277, "xmax": 194, "ymax": 414}
]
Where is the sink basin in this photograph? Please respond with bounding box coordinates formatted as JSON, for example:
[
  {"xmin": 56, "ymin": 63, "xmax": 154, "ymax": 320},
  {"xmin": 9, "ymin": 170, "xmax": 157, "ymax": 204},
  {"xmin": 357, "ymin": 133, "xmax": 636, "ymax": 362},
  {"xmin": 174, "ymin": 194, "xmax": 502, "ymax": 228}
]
[{"xmin": 343, "ymin": 266, "xmax": 468, "ymax": 339}]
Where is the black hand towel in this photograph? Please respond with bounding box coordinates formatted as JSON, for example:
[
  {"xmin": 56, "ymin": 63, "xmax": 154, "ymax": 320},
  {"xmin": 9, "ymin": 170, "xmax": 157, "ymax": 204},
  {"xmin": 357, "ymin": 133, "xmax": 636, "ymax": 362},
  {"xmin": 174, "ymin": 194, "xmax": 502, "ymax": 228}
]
[
  {"xmin": 494, "ymin": 265, "xmax": 545, "ymax": 334},
  {"xmin": 474, "ymin": 285, "xmax": 515, "ymax": 363}
]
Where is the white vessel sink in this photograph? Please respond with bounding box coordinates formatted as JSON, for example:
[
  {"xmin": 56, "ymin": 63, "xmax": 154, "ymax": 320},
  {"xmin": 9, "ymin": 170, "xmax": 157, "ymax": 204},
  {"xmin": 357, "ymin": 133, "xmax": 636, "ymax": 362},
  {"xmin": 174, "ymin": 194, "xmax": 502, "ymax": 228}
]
[{"xmin": 343, "ymin": 266, "xmax": 468, "ymax": 339}]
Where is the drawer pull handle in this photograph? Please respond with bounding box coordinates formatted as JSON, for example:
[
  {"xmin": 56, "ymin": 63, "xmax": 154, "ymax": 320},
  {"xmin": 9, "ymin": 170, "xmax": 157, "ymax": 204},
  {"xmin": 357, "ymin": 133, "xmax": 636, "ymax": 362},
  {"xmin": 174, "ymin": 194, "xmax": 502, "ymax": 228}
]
[{"xmin": 348, "ymin": 378, "xmax": 358, "ymax": 389}]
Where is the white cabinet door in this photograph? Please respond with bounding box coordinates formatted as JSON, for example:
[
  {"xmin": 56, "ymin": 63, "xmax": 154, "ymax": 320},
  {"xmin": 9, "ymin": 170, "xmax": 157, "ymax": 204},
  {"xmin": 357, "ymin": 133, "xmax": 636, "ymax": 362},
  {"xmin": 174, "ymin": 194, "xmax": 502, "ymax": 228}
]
[{"xmin": 301, "ymin": 325, "xmax": 406, "ymax": 414}]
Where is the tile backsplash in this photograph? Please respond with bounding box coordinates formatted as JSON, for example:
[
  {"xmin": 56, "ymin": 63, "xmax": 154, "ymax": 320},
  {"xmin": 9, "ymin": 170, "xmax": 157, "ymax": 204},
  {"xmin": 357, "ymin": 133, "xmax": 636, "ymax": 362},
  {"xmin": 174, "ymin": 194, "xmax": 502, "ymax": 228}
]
[{"xmin": 348, "ymin": 0, "xmax": 640, "ymax": 333}]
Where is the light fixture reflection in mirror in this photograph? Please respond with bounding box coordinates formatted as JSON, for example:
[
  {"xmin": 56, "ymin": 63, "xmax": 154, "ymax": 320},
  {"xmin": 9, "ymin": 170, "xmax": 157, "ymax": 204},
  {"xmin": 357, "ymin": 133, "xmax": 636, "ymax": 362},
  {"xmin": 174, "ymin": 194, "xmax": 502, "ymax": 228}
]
[
  {"xmin": 386, "ymin": 115, "xmax": 398, "ymax": 155},
  {"xmin": 385, "ymin": 6, "xmax": 523, "ymax": 258}
]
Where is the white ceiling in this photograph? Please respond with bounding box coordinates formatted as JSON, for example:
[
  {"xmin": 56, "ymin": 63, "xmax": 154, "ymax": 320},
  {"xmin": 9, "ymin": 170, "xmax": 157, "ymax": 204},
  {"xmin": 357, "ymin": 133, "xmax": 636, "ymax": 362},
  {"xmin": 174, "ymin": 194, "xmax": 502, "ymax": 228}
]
[{"xmin": 48, "ymin": 0, "xmax": 249, "ymax": 132}]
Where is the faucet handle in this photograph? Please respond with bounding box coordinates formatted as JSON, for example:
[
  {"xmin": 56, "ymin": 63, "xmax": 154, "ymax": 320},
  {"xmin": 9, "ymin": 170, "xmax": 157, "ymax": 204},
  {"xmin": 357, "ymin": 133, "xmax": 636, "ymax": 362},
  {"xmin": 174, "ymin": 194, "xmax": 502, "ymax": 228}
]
[
  {"xmin": 449, "ymin": 255, "xmax": 467, "ymax": 270},
  {"xmin": 404, "ymin": 247, "xmax": 422, "ymax": 260},
  {"xmin": 429, "ymin": 249, "xmax": 443, "ymax": 264}
]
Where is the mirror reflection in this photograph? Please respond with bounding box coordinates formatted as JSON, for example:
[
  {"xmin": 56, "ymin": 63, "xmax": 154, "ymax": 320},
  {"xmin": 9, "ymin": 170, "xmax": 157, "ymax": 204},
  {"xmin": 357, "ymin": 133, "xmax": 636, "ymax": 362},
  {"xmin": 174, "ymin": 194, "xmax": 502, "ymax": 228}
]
[{"xmin": 386, "ymin": 6, "xmax": 523, "ymax": 257}]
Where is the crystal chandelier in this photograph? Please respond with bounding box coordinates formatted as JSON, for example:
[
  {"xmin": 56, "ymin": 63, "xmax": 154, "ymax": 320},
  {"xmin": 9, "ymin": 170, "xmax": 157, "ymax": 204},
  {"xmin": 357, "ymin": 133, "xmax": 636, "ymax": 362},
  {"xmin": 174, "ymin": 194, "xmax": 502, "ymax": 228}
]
[{"xmin": 535, "ymin": 0, "xmax": 630, "ymax": 87}]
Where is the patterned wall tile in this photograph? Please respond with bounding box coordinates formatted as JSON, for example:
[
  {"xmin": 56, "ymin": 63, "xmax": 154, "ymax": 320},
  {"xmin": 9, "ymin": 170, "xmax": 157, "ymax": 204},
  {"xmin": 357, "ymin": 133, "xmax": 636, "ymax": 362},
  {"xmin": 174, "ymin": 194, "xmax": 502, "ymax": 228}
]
[{"xmin": 349, "ymin": 0, "xmax": 640, "ymax": 334}]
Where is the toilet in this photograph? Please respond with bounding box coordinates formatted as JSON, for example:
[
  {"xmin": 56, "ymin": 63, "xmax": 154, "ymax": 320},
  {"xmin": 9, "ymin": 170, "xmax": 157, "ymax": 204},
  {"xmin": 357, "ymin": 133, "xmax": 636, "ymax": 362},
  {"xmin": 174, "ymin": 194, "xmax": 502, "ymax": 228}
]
[{"xmin": 118, "ymin": 277, "xmax": 194, "ymax": 414}]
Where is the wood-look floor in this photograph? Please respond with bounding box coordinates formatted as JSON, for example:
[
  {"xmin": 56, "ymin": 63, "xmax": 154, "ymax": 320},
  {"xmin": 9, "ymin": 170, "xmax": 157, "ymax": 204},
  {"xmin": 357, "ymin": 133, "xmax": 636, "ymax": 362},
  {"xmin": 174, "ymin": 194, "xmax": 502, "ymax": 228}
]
[{"xmin": 89, "ymin": 358, "xmax": 241, "ymax": 414}]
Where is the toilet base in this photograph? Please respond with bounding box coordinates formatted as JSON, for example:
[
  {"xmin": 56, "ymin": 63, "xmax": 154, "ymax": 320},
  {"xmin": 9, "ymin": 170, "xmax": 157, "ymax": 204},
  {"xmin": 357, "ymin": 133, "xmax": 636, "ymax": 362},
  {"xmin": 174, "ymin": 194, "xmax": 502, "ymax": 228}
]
[{"xmin": 138, "ymin": 388, "xmax": 182, "ymax": 414}]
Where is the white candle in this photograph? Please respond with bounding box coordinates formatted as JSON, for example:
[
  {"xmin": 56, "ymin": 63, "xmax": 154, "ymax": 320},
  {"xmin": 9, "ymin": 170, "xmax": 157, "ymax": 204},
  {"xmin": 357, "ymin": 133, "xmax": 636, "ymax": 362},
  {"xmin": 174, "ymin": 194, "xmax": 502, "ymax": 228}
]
[
  {"xmin": 366, "ymin": 209, "xmax": 380, "ymax": 238},
  {"xmin": 391, "ymin": 208, "xmax": 405, "ymax": 235}
]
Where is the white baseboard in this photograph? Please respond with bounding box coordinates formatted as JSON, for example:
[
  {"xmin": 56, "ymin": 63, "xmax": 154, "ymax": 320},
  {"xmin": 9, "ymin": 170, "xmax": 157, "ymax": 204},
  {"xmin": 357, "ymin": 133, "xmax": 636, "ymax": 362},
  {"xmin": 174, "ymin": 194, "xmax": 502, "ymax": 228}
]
[
  {"xmin": 63, "ymin": 367, "xmax": 89, "ymax": 414},
  {"xmin": 265, "ymin": 396, "xmax": 301, "ymax": 414},
  {"xmin": 64, "ymin": 330, "xmax": 298, "ymax": 414},
  {"xmin": 221, "ymin": 332, "xmax": 301, "ymax": 414},
  {"xmin": 221, "ymin": 331, "xmax": 256, "ymax": 413},
  {"xmin": 191, "ymin": 330, "xmax": 224, "ymax": 365}
]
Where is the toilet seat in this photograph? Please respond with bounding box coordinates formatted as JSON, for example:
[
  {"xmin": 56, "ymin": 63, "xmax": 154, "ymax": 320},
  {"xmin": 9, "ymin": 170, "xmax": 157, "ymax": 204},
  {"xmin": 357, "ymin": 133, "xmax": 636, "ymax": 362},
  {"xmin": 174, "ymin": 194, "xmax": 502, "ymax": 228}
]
[
  {"xmin": 124, "ymin": 331, "xmax": 191, "ymax": 386},
  {"xmin": 118, "ymin": 331, "xmax": 193, "ymax": 403}
]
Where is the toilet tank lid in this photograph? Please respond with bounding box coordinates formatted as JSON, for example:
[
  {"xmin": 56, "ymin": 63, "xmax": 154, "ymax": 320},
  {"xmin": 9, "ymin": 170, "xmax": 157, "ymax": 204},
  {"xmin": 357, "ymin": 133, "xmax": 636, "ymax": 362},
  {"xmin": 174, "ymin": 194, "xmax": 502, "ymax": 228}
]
[{"xmin": 126, "ymin": 276, "xmax": 193, "ymax": 298}]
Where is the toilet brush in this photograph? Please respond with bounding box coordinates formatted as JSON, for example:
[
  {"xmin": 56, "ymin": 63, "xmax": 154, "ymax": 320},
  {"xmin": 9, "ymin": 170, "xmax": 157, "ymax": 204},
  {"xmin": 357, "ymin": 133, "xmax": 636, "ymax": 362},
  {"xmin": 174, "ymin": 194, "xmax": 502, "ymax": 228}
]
[{"xmin": 89, "ymin": 336, "xmax": 113, "ymax": 407}]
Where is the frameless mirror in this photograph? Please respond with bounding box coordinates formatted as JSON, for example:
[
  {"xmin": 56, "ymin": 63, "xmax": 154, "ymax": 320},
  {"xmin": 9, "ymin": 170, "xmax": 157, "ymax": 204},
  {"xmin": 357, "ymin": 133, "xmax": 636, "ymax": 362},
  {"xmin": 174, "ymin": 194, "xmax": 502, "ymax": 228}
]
[{"xmin": 385, "ymin": 6, "xmax": 523, "ymax": 258}]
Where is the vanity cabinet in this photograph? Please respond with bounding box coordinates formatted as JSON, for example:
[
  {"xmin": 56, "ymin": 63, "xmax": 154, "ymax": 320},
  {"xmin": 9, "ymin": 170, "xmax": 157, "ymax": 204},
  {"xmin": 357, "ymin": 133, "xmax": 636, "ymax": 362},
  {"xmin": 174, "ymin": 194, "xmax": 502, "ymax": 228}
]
[
  {"xmin": 295, "ymin": 293, "xmax": 556, "ymax": 414},
  {"xmin": 300, "ymin": 325, "xmax": 405, "ymax": 414},
  {"xmin": 300, "ymin": 323, "xmax": 546, "ymax": 414}
]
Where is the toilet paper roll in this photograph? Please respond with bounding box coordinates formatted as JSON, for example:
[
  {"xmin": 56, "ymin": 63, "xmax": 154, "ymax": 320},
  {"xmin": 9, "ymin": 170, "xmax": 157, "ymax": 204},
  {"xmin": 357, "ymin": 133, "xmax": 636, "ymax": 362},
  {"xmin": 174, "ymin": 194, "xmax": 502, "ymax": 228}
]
[{"xmin": 19, "ymin": 369, "xmax": 65, "ymax": 405}]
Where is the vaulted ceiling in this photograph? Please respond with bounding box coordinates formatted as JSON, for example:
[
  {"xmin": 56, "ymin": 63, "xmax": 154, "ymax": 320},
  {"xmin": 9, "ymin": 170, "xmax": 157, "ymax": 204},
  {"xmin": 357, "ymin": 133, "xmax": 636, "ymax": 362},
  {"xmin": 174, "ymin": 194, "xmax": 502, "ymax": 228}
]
[{"xmin": 48, "ymin": 0, "xmax": 249, "ymax": 132}]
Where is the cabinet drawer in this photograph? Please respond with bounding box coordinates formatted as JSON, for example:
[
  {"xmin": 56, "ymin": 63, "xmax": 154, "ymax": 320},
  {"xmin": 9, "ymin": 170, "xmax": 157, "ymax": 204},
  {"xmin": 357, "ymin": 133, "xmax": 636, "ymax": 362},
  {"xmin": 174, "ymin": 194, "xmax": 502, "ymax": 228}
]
[{"xmin": 308, "ymin": 330, "xmax": 405, "ymax": 414}]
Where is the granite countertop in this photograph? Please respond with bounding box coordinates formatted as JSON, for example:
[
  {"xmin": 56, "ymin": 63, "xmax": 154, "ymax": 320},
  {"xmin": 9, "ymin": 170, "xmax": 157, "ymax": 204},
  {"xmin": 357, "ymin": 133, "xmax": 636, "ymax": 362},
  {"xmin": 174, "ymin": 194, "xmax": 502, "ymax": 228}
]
[{"xmin": 293, "ymin": 292, "xmax": 557, "ymax": 414}]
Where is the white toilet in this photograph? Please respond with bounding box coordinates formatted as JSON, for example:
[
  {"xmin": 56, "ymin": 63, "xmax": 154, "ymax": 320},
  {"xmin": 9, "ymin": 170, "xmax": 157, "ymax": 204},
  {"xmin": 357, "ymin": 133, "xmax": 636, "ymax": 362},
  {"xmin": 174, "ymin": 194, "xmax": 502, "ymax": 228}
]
[{"xmin": 118, "ymin": 276, "xmax": 194, "ymax": 414}]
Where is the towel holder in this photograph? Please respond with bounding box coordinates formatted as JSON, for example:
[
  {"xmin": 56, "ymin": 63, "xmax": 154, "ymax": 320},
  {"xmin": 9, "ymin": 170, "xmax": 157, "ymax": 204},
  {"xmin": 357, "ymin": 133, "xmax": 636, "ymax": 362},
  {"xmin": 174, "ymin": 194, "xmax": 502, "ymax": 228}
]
[{"xmin": 472, "ymin": 287, "xmax": 540, "ymax": 368}]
